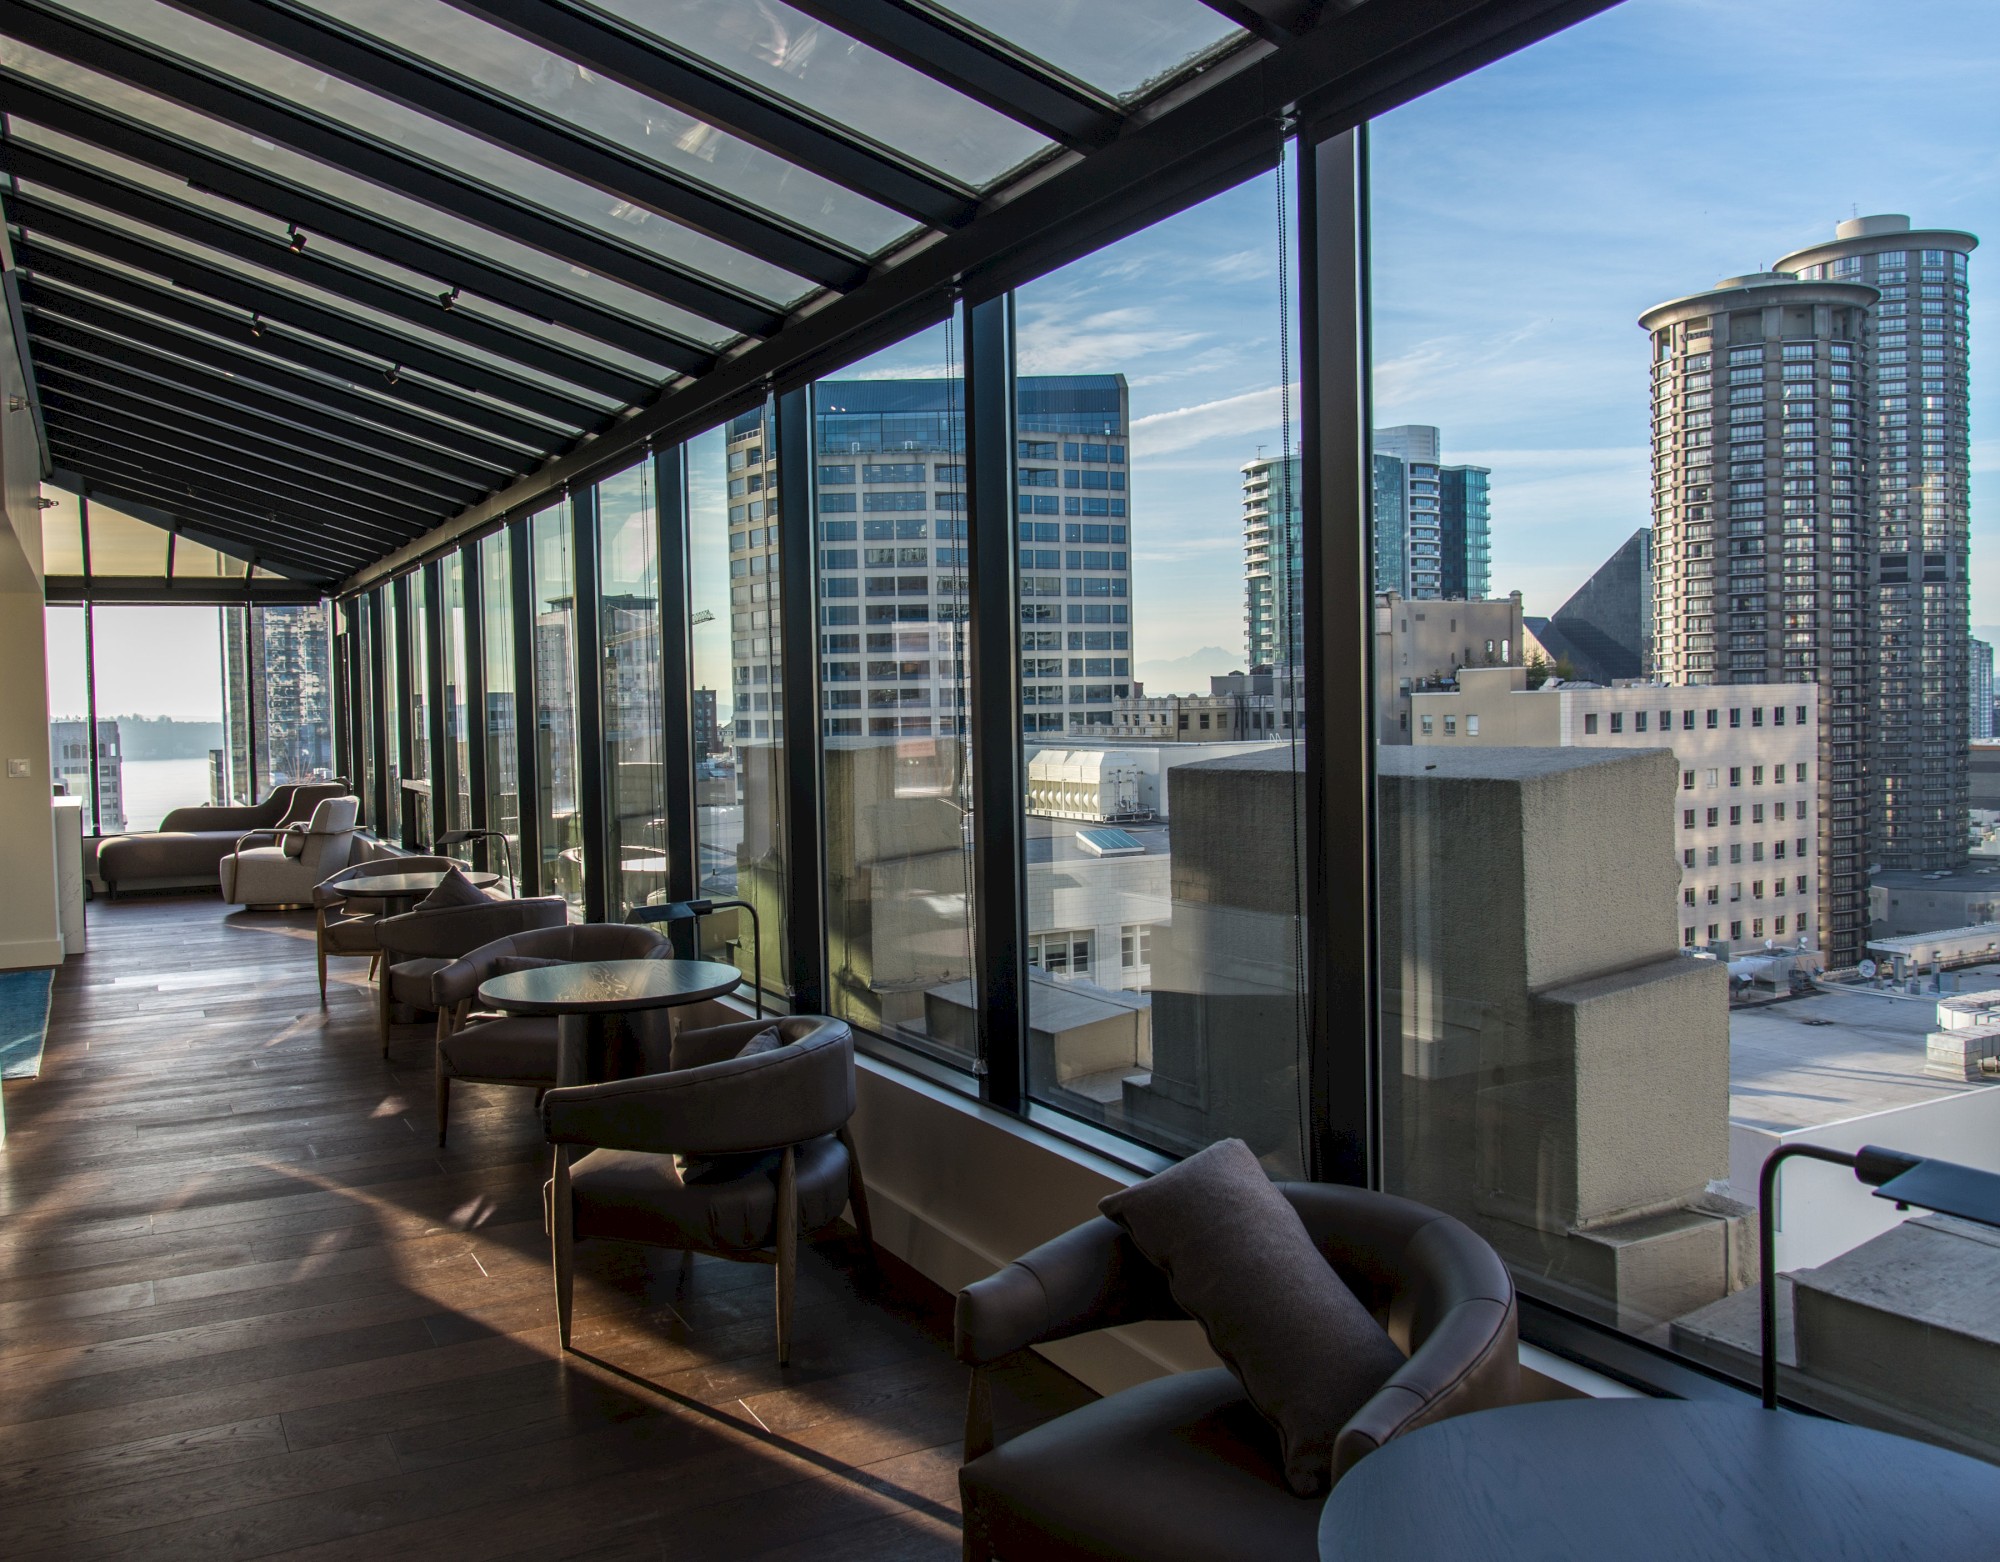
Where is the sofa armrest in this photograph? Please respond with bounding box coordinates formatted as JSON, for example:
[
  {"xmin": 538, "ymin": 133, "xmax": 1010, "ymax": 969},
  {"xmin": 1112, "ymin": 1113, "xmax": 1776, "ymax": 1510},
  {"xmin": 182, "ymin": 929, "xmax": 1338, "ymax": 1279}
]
[{"xmin": 954, "ymin": 1214, "xmax": 1182, "ymax": 1368}]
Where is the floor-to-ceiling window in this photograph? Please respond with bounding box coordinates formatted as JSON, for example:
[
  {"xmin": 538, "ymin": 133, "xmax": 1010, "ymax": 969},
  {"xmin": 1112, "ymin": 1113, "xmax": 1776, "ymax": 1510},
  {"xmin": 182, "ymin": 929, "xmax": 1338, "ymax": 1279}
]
[
  {"xmin": 247, "ymin": 605, "xmax": 334, "ymax": 795},
  {"xmin": 407, "ymin": 568, "xmax": 434, "ymax": 847},
  {"xmin": 1012, "ymin": 163, "xmax": 1306, "ymax": 1169},
  {"xmin": 383, "ymin": 584, "xmax": 404, "ymax": 842},
  {"xmin": 481, "ymin": 527, "xmax": 521, "ymax": 890},
  {"xmin": 441, "ymin": 552, "xmax": 472, "ymax": 854},
  {"xmin": 358, "ymin": 593, "xmax": 379, "ymax": 832},
  {"xmin": 44, "ymin": 606, "xmax": 101, "ymax": 834},
  {"xmin": 812, "ymin": 320, "xmax": 976, "ymax": 1062},
  {"xmin": 597, "ymin": 460, "xmax": 664, "ymax": 918},
  {"xmin": 89, "ymin": 606, "xmax": 229, "ymax": 832},
  {"xmin": 689, "ymin": 417, "xmax": 787, "ymax": 1004},
  {"xmin": 531, "ymin": 502, "xmax": 583, "ymax": 916}
]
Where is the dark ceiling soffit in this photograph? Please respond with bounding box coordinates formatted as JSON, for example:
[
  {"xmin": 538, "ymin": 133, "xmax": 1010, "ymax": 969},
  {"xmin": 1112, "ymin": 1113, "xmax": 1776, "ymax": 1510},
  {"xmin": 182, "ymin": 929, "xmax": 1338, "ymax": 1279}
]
[
  {"xmin": 782, "ymin": 0, "xmax": 1119, "ymax": 150},
  {"xmin": 10, "ymin": 220, "xmax": 604, "ymax": 445},
  {"xmin": 345, "ymin": 0, "xmax": 1616, "ymax": 593},
  {"xmin": 23, "ymin": 264, "xmax": 556, "ymax": 450},
  {"xmin": 50, "ymin": 441, "xmax": 393, "ymax": 562},
  {"xmin": 50, "ymin": 463, "xmax": 341, "ymax": 580},
  {"xmin": 2, "ymin": 0, "xmax": 786, "ymax": 337},
  {"xmin": 36, "ymin": 367, "xmax": 473, "ymax": 510},
  {"xmin": 1197, "ymin": 0, "xmax": 1328, "ymax": 43},
  {"xmin": 28, "ymin": 325, "xmax": 513, "ymax": 490},
  {"xmin": 1, "ymin": 160, "xmax": 638, "ymax": 414},
  {"xmin": 0, "ymin": 72, "xmax": 712, "ymax": 371},
  {"xmin": 44, "ymin": 574, "xmax": 327, "ymax": 605},
  {"xmin": 437, "ymin": 0, "xmax": 972, "ymax": 226},
  {"xmin": 48, "ymin": 418, "xmax": 428, "ymax": 543},
  {"xmin": 159, "ymin": 0, "xmax": 872, "ymax": 289},
  {"xmin": 43, "ymin": 401, "xmax": 443, "ymax": 527},
  {"xmin": 25, "ymin": 289, "xmax": 543, "ymax": 470}
]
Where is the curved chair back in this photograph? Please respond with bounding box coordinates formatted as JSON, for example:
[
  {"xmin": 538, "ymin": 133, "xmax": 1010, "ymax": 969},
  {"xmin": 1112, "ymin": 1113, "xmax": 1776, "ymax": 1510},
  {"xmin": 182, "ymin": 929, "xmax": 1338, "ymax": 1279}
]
[
  {"xmin": 296, "ymin": 797, "xmax": 360, "ymax": 874},
  {"xmin": 431, "ymin": 921, "xmax": 667, "ymax": 1011},
  {"xmin": 377, "ymin": 897, "xmax": 570, "ymax": 961},
  {"xmin": 316, "ymin": 853, "xmax": 455, "ymax": 909}
]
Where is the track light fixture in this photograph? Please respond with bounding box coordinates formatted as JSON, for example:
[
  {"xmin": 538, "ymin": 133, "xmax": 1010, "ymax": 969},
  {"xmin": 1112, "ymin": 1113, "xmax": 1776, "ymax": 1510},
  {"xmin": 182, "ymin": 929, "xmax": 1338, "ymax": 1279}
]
[
  {"xmin": 438, "ymin": 286, "xmax": 460, "ymax": 311},
  {"xmin": 383, "ymin": 365, "xmax": 401, "ymax": 385},
  {"xmin": 287, "ymin": 225, "xmax": 307, "ymax": 253},
  {"xmin": 249, "ymin": 314, "xmax": 264, "ymax": 337}
]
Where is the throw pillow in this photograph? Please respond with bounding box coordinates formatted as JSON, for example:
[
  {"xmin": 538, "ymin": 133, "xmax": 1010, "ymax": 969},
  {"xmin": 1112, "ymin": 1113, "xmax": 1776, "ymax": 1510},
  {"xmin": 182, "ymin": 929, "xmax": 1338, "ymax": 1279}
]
[
  {"xmin": 736, "ymin": 1026, "xmax": 784, "ymax": 1059},
  {"xmin": 417, "ymin": 867, "xmax": 489, "ymax": 912},
  {"xmin": 1098, "ymin": 1138, "xmax": 1406, "ymax": 1497},
  {"xmin": 282, "ymin": 828, "xmax": 307, "ymax": 859}
]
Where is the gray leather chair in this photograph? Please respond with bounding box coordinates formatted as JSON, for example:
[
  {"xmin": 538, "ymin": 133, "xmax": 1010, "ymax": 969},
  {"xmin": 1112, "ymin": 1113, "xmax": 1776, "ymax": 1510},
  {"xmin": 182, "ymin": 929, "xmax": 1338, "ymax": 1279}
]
[
  {"xmin": 954, "ymin": 1184, "xmax": 1519, "ymax": 1562},
  {"xmin": 312, "ymin": 854, "xmax": 456, "ymax": 1006},
  {"xmin": 541, "ymin": 1015, "xmax": 872, "ymax": 1366},
  {"xmin": 374, "ymin": 895, "xmax": 569, "ymax": 1058},
  {"xmin": 429, "ymin": 921, "xmax": 671, "ymax": 1147},
  {"xmin": 219, "ymin": 795, "xmax": 360, "ymax": 908}
]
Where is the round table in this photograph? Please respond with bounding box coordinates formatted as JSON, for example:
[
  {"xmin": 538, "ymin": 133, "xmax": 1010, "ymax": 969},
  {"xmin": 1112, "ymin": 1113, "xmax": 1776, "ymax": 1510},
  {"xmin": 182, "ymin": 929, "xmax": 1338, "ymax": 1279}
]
[
  {"xmin": 477, "ymin": 958, "xmax": 743, "ymax": 1085},
  {"xmin": 337, "ymin": 869, "xmax": 500, "ymax": 915},
  {"xmin": 1319, "ymin": 1399, "xmax": 2000, "ymax": 1561}
]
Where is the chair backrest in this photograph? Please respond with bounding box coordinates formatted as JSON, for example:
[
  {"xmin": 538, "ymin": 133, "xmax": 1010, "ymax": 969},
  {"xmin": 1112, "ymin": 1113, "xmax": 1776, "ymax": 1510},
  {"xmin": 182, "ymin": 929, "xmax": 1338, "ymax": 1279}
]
[
  {"xmin": 377, "ymin": 896, "xmax": 570, "ymax": 960},
  {"xmin": 298, "ymin": 797, "xmax": 360, "ymax": 872},
  {"xmin": 496, "ymin": 922, "xmax": 668, "ymax": 964},
  {"xmin": 664, "ymin": 1018, "xmax": 855, "ymax": 1155}
]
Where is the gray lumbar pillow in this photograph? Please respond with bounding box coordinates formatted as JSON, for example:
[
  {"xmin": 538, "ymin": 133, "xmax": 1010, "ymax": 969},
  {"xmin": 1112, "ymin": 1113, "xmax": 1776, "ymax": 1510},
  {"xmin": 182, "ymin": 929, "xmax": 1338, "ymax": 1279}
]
[
  {"xmin": 735, "ymin": 1026, "xmax": 784, "ymax": 1059},
  {"xmin": 1098, "ymin": 1137, "xmax": 1406, "ymax": 1496},
  {"xmin": 416, "ymin": 866, "xmax": 488, "ymax": 911}
]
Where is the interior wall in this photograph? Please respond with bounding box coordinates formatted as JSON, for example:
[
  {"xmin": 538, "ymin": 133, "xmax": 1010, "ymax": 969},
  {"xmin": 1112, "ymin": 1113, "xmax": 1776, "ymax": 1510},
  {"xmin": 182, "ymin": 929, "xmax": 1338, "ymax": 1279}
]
[{"xmin": 0, "ymin": 273, "xmax": 63, "ymax": 972}]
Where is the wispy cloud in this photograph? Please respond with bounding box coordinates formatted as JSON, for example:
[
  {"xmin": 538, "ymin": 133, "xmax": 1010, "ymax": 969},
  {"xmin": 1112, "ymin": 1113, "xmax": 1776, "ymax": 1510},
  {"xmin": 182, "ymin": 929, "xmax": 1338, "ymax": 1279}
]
[{"xmin": 1131, "ymin": 385, "xmax": 1294, "ymax": 459}]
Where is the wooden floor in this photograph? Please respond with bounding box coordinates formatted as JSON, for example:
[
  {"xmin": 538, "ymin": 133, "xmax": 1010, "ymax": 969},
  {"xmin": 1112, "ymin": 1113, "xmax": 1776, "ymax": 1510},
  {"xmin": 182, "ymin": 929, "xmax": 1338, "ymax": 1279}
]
[{"xmin": 0, "ymin": 896, "xmax": 1091, "ymax": 1560}]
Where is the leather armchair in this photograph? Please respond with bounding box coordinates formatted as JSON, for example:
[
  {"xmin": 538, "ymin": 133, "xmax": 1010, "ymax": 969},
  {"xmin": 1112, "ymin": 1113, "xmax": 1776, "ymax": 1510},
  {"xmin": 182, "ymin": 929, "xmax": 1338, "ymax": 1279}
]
[
  {"xmin": 219, "ymin": 796, "xmax": 360, "ymax": 908},
  {"xmin": 312, "ymin": 854, "xmax": 456, "ymax": 1006},
  {"xmin": 429, "ymin": 921, "xmax": 669, "ymax": 1147},
  {"xmin": 954, "ymin": 1184, "xmax": 1518, "ymax": 1562},
  {"xmin": 541, "ymin": 1015, "xmax": 872, "ymax": 1366},
  {"xmin": 374, "ymin": 895, "xmax": 568, "ymax": 1058}
]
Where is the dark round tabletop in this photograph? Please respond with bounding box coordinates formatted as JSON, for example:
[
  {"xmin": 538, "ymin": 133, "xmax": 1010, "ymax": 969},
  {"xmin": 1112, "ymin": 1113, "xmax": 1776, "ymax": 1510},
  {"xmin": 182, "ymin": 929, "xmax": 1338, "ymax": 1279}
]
[
  {"xmin": 1319, "ymin": 1400, "xmax": 2000, "ymax": 1561},
  {"xmin": 478, "ymin": 958, "xmax": 741, "ymax": 1016},
  {"xmin": 338, "ymin": 870, "xmax": 499, "ymax": 900}
]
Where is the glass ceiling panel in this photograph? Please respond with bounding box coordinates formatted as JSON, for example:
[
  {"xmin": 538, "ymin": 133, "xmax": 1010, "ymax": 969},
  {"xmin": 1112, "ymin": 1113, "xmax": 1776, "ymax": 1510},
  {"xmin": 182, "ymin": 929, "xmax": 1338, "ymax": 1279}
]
[
  {"xmin": 88, "ymin": 504, "xmax": 172, "ymax": 576},
  {"xmin": 589, "ymin": 0, "xmax": 1052, "ymax": 190},
  {"xmin": 11, "ymin": 120, "xmax": 687, "ymax": 389},
  {"xmin": 294, "ymin": 0, "xmax": 916, "ymax": 257},
  {"xmin": 39, "ymin": 486, "xmax": 85, "ymax": 575},
  {"xmin": 23, "ymin": 183, "xmax": 624, "ymax": 424},
  {"xmin": 0, "ymin": 37, "xmax": 739, "ymax": 349},
  {"xmin": 927, "ymin": 0, "xmax": 1244, "ymax": 102},
  {"xmin": 171, "ymin": 536, "xmax": 252, "ymax": 579},
  {"xmin": 32, "ymin": 0, "xmax": 816, "ymax": 305}
]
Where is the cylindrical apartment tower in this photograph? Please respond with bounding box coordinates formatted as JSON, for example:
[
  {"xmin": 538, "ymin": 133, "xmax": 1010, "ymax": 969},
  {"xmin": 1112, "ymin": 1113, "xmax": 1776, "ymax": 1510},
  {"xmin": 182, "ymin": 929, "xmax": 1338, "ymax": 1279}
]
[
  {"xmin": 1775, "ymin": 217, "xmax": 1978, "ymax": 874},
  {"xmin": 1640, "ymin": 272, "xmax": 1878, "ymax": 967}
]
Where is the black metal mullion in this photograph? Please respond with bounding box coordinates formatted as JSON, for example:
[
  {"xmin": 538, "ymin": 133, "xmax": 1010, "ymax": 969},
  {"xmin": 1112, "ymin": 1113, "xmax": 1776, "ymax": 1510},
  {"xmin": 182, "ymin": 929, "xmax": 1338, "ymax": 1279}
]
[
  {"xmin": 508, "ymin": 518, "xmax": 542, "ymax": 896},
  {"xmin": 654, "ymin": 442, "xmax": 698, "ymax": 914},
  {"xmin": 369, "ymin": 589, "xmax": 390, "ymax": 834},
  {"xmin": 1298, "ymin": 127, "xmax": 1376, "ymax": 1189},
  {"xmin": 462, "ymin": 540, "xmax": 490, "ymax": 857},
  {"xmin": 423, "ymin": 559, "xmax": 450, "ymax": 852},
  {"xmin": 0, "ymin": 71, "xmax": 711, "ymax": 371},
  {"xmin": 3, "ymin": 2, "xmax": 782, "ymax": 335},
  {"xmin": 774, "ymin": 388, "xmax": 825, "ymax": 1014},
  {"xmin": 570, "ymin": 484, "xmax": 607, "ymax": 922},
  {"xmin": 437, "ymin": 0, "xmax": 969, "ymax": 226},
  {"xmin": 161, "ymin": 0, "xmax": 865, "ymax": 290},
  {"xmin": 964, "ymin": 294, "xmax": 1025, "ymax": 1110}
]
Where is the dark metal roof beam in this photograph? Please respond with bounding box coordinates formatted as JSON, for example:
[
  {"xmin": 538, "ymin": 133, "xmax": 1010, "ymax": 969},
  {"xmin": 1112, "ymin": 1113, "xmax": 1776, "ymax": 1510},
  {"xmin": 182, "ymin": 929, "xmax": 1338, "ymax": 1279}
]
[
  {"xmin": 26, "ymin": 289, "xmax": 542, "ymax": 471},
  {"xmin": 31, "ymin": 337, "xmax": 500, "ymax": 495},
  {"xmin": 44, "ymin": 575, "xmax": 329, "ymax": 606},
  {"xmin": 782, "ymin": 0, "xmax": 1119, "ymax": 149},
  {"xmin": 52, "ymin": 461, "xmax": 361, "ymax": 578},
  {"xmin": 2, "ymin": 155, "xmax": 636, "ymax": 412},
  {"xmin": 0, "ymin": 74, "xmax": 713, "ymax": 372},
  {"xmin": 3, "ymin": 0, "xmax": 783, "ymax": 337},
  {"xmin": 22, "ymin": 253, "xmax": 560, "ymax": 450},
  {"xmin": 29, "ymin": 323, "xmax": 512, "ymax": 490},
  {"xmin": 46, "ymin": 415, "xmax": 427, "ymax": 543},
  {"xmin": 52, "ymin": 428, "xmax": 415, "ymax": 549},
  {"xmin": 436, "ymin": 0, "xmax": 970, "ymax": 225},
  {"xmin": 38, "ymin": 370, "xmax": 469, "ymax": 512},
  {"xmin": 159, "ymin": 0, "xmax": 871, "ymax": 287},
  {"xmin": 43, "ymin": 401, "xmax": 441, "ymax": 528}
]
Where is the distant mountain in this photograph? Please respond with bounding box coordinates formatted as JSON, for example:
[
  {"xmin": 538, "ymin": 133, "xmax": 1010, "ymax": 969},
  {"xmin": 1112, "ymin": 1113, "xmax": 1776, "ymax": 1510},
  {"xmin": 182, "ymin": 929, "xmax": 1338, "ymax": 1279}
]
[{"xmin": 1135, "ymin": 645, "xmax": 1242, "ymax": 696}]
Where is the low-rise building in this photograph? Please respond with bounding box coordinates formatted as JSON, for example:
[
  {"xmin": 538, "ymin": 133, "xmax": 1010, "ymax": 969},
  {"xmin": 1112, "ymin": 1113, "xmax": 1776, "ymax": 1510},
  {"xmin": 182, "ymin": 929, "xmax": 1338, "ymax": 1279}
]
[
  {"xmin": 1412, "ymin": 666, "xmax": 1820, "ymax": 957},
  {"xmin": 1374, "ymin": 591, "xmax": 1525, "ymax": 744},
  {"xmin": 1868, "ymin": 866, "xmax": 2000, "ymax": 938}
]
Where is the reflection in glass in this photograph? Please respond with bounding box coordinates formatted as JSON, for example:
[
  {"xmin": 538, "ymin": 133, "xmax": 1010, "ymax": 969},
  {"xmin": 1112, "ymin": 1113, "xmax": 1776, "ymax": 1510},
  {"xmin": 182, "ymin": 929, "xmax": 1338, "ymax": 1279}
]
[
  {"xmin": 531, "ymin": 503, "xmax": 583, "ymax": 917},
  {"xmin": 1012, "ymin": 165, "xmax": 1305, "ymax": 1172},
  {"xmin": 598, "ymin": 461, "xmax": 665, "ymax": 918},
  {"xmin": 441, "ymin": 552, "xmax": 472, "ymax": 852},
  {"xmin": 689, "ymin": 419, "xmax": 787, "ymax": 1004},
  {"xmin": 408, "ymin": 569, "xmax": 434, "ymax": 847},
  {"xmin": 481, "ymin": 529, "xmax": 521, "ymax": 886},
  {"xmin": 811, "ymin": 321, "xmax": 976, "ymax": 1062},
  {"xmin": 246, "ymin": 606, "xmax": 334, "ymax": 794},
  {"xmin": 383, "ymin": 585, "xmax": 403, "ymax": 841},
  {"xmin": 359, "ymin": 594, "xmax": 379, "ymax": 832}
]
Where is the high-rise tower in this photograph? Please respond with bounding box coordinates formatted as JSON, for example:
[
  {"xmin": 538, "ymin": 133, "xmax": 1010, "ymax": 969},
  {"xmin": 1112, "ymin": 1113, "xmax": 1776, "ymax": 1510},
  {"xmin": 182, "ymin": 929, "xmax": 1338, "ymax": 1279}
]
[
  {"xmin": 1242, "ymin": 452, "xmax": 1301, "ymax": 669},
  {"xmin": 1367, "ymin": 425, "xmax": 1491, "ymax": 601},
  {"xmin": 1640, "ymin": 271, "xmax": 1878, "ymax": 965},
  {"xmin": 1774, "ymin": 217, "xmax": 1978, "ymax": 873}
]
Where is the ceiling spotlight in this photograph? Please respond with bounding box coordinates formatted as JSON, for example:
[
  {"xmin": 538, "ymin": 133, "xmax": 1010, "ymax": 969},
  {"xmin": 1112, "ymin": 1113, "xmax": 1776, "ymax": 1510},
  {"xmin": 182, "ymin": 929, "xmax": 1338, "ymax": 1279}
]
[
  {"xmin": 34, "ymin": 496, "xmax": 58, "ymax": 510},
  {"xmin": 249, "ymin": 313, "xmax": 265, "ymax": 337},
  {"xmin": 438, "ymin": 285, "xmax": 460, "ymax": 311},
  {"xmin": 287, "ymin": 224, "xmax": 308, "ymax": 253},
  {"xmin": 383, "ymin": 364, "xmax": 401, "ymax": 385}
]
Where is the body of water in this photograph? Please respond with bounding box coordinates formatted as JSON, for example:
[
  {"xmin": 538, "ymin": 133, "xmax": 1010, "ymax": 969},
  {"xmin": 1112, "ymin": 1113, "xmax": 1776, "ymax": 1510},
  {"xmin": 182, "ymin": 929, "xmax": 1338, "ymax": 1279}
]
[{"xmin": 118, "ymin": 758, "xmax": 215, "ymax": 833}]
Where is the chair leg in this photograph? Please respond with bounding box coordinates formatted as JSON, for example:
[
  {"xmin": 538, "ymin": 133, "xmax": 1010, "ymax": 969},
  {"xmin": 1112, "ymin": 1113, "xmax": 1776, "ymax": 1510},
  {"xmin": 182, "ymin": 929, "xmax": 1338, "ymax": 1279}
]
[
  {"xmin": 775, "ymin": 1145, "xmax": 798, "ymax": 1368},
  {"xmin": 551, "ymin": 1146, "xmax": 575, "ymax": 1350},
  {"xmin": 368, "ymin": 950, "xmax": 381, "ymax": 981},
  {"xmin": 838, "ymin": 1125, "xmax": 875, "ymax": 1253}
]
